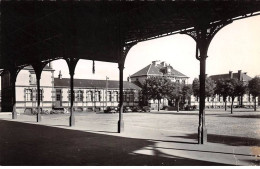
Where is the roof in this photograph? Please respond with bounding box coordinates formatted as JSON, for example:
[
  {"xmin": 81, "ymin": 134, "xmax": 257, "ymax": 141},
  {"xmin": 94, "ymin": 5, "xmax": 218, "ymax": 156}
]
[
  {"xmin": 130, "ymin": 63, "xmax": 188, "ymax": 78},
  {"xmin": 167, "ymin": 66, "xmax": 188, "ymax": 77},
  {"xmin": 1, "ymin": 2, "xmax": 260, "ymax": 69},
  {"xmin": 54, "ymin": 78, "xmax": 141, "ymax": 90},
  {"xmin": 210, "ymin": 73, "xmax": 252, "ymax": 82}
]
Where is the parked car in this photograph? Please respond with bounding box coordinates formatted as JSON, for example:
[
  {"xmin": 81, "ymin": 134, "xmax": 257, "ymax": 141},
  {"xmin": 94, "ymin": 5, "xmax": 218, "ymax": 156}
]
[
  {"xmin": 161, "ymin": 106, "xmax": 175, "ymax": 111},
  {"xmin": 142, "ymin": 106, "xmax": 151, "ymax": 112},
  {"xmin": 131, "ymin": 106, "xmax": 142, "ymax": 112},
  {"xmin": 123, "ymin": 106, "xmax": 132, "ymax": 113},
  {"xmin": 184, "ymin": 105, "xmax": 197, "ymax": 111},
  {"xmin": 104, "ymin": 107, "xmax": 116, "ymax": 113}
]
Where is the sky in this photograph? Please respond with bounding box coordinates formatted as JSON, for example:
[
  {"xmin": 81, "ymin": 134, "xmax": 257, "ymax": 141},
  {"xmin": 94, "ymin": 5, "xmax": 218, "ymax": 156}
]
[
  {"xmin": 51, "ymin": 15, "xmax": 260, "ymax": 84},
  {"xmin": 1, "ymin": 15, "xmax": 260, "ymax": 87}
]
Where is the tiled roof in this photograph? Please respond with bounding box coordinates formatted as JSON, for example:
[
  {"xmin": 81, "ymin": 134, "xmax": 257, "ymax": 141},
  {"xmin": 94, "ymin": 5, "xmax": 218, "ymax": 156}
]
[
  {"xmin": 210, "ymin": 73, "xmax": 252, "ymax": 82},
  {"xmin": 168, "ymin": 66, "xmax": 188, "ymax": 77},
  {"xmin": 147, "ymin": 64, "xmax": 163, "ymax": 75},
  {"xmin": 130, "ymin": 63, "xmax": 188, "ymax": 78},
  {"xmin": 54, "ymin": 78, "xmax": 141, "ymax": 90},
  {"xmin": 130, "ymin": 64, "xmax": 151, "ymax": 77}
]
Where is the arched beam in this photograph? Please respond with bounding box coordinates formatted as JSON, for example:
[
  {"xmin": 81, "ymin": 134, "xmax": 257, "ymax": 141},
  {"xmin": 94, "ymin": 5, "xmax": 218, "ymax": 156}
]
[
  {"xmin": 7, "ymin": 67, "xmax": 22, "ymax": 119},
  {"xmin": 181, "ymin": 20, "xmax": 232, "ymax": 144},
  {"xmin": 65, "ymin": 57, "xmax": 79, "ymax": 127},
  {"xmin": 117, "ymin": 43, "xmax": 137, "ymax": 133},
  {"xmin": 32, "ymin": 61, "xmax": 49, "ymax": 122}
]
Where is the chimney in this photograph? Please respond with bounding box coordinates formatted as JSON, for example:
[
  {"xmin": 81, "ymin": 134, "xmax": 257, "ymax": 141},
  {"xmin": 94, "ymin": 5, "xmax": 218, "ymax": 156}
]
[
  {"xmin": 229, "ymin": 71, "xmax": 233, "ymax": 79},
  {"xmin": 49, "ymin": 62, "xmax": 53, "ymax": 69},
  {"xmin": 127, "ymin": 75, "xmax": 131, "ymax": 82},
  {"xmin": 238, "ymin": 70, "xmax": 242, "ymax": 81},
  {"xmin": 58, "ymin": 70, "xmax": 62, "ymax": 79},
  {"xmin": 161, "ymin": 61, "xmax": 165, "ymax": 67}
]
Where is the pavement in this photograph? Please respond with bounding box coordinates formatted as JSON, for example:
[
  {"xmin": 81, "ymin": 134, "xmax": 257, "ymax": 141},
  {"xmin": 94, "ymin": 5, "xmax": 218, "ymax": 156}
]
[{"xmin": 0, "ymin": 110, "xmax": 260, "ymax": 166}]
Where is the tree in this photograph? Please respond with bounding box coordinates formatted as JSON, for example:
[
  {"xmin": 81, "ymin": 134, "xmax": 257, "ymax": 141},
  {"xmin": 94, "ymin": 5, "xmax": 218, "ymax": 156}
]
[
  {"xmin": 142, "ymin": 76, "xmax": 170, "ymax": 111},
  {"xmin": 215, "ymin": 79, "xmax": 229, "ymax": 111},
  {"xmin": 192, "ymin": 78, "xmax": 200, "ymax": 98},
  {"xmin": 168, "ymin": 83, "xmax": 192, "ymax": 112},
  {"xmin": 192, "ymin": 77, "xmax": 216, "ymax": 101},
  {"xmin": 226, "ymin": 78, "xmax": 247, "ymax": 114},
  {"xmin": 182, "ymin": 84, "xmax": 193, "ymax": 106},
  {"xmin": 248, "ymin": 76, "xmax": 260, "ymax": 111},
  {"xmin": 168, "ymin": 82, "xmax": 182, "ymax": 112}
]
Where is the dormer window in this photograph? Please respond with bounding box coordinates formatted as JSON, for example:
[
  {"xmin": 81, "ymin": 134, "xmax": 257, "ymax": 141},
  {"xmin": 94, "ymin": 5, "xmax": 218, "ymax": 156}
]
[{"xmin": 167, "ymin": 68, "xmax": 171, "ymax": 73}]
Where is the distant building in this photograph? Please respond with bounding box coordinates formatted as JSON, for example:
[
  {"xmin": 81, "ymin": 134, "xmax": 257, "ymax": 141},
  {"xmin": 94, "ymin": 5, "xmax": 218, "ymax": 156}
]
[
  {"xmin": 130, "ymin": 60, "xmax": 189, "ymax": 86},
  {"xmin": 130, "ymin": 60, "xmax": 189, "ymax": 110},
  {"xmin": 190, "ymin": 70, "xmax": 257, "ymax": 108},
  {"xmin": 1, "ymin": 65, "xmax": 141, "ymax": 113}
]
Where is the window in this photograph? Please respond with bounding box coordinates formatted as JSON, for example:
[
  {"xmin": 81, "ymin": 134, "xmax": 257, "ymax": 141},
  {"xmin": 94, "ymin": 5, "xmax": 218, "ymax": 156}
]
[
  {"xmin": 25, "ymin": 89, "xmax": 32, "ymax": 101},
  {"xmin": 95, "ymin": 91, "xmax": 101, "ymax": 101},
  {"xmin": 114, "ymin": 91, "xmax": 119, "ymax": 102},
  {"xmin": 182, "ymin": 80, "xmax": 186, "ymax": 84},
  {"xmin": 86, "ymin": 91, "xmax": 93, "ymax": 102},
  {"xmin": 56, "ymin": 89, "xmax": 61, "ymax": 101},
  {"xmin": 108, "ymin": 91, "xmax": 112, "ymax": 102},
  {"xmin": 76, "ymin": 90, "xmax": 83, "ymax": 102},
  {"xmin": 129, "ymin": 92, "xmax": 134, "ymax": 102},
  {"xmin": 36, "ymin": 89, "xmax": 43, "ymax": 101},
  {"xmin": 176, "ymin": 80, "xmax": 180, "ymax": 83},
  {"xmin": 29, "ymin": 74, "xmax": 36, "ymax": 85}
]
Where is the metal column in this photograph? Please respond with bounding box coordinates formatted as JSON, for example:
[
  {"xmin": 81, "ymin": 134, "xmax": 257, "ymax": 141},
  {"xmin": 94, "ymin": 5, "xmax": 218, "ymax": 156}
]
[
  {"xmin": 65, "ymin": 58, "xmax": 79, "ymax": 127},
  {"xmin": 118, "ymin": 63, "xmax": 124, "ymax": 133},
  {"xmin": 36, "ymin": 76, "xmax": 42, "ymax": 122}
]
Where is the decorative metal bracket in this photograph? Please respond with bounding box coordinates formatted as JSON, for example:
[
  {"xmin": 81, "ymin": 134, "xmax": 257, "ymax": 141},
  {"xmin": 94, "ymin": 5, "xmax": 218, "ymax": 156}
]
[
  {"xmin": 182, "ymin": 20, "xmax": 232, "ymax": 61},
  {"xmin": 32, "ymin": 61, "xmax": 49, "ymax": 81},
  {"xmin": 118, "ymin": 42, "xmax": 137, "ymax": 69},
  {"xmin": 65, "ymin": 57, "xmax": 79, "ymax": 76}
]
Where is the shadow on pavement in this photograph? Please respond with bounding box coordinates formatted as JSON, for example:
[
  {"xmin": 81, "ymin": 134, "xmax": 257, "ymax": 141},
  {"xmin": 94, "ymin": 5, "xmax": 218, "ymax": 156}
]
[
  {"xmin": 0, "ymin": 119, "xmax": 228, "ymax": 166},
  {"xmin": 170, "ymin": 133, "xmax": 260, "ymax": 146},
  {"xmin": 155, "ymin": 146, "xmax": 255, "ymax": 157},
  {"xmin": 217, "ymin": 114, "xmax": 260, "ymax": 119}
]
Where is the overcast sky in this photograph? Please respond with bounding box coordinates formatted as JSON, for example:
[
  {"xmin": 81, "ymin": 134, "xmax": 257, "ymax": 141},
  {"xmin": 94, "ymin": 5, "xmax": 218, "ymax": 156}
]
[{"xmin": 1, "ymin": 15, "xmax": 260, "ymax": 88}]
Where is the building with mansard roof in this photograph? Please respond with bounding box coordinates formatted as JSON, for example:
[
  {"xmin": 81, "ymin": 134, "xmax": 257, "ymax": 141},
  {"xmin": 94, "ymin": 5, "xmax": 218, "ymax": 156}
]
[
  {"xmin": 130, "ymin": 60, "xmax": 189, "ymax": 110},
  {"xmin": 1, "ymin": 64, "xmax": 141, "ymax": 113},
  {"xmin": 130, "ymin": 60, "xmax": 189, "ymax": 87}
]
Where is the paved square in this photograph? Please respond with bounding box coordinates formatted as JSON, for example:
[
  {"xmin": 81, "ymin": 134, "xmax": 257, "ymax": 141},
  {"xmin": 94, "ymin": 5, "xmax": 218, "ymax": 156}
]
[{"xmin": 0, "ymin": 109, "xmax": 260, "ymax": 165}]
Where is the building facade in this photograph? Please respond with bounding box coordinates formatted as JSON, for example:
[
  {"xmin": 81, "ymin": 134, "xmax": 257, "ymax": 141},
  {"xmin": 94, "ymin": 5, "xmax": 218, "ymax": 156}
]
[
  {"xmin": 1, "ymin": 65, "xmax": 141, "ymax": 113},
  {"xmin": 130, "ymin": 60, "xmax": 189, "ymax": 110},
  {"xmin": 190, "ymin": 70, "xmax": 257, "ymax": 108}
]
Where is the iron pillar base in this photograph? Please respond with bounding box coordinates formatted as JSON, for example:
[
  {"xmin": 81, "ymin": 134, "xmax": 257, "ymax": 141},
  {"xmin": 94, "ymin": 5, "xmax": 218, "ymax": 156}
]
[
  {"xmin": 70, "ymin": 115, "xmax": 75, "ymax": 127},
  {"xmin": 198, "ymin": 126, "xmax": 207, "ymax": 144},
  {"xmin": 118, "ymin": 120, "xmax": 124, "ymax": 133}
]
